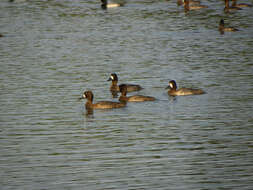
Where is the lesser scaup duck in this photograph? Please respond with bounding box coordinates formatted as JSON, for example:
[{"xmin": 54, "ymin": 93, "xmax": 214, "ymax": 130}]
[
  {"xmin": 177, "ymin": 0, "xmax": 200, "ymax": 6},
  {"xmin": 101, "ymin": 0, "xmax": 123, "ymax": 9},
  {"xmin": 81, "ymin": 91, "xmax": 126, "ymax": 109},
  {"xmin": 231, "ymin": 0, "xmax": 252, "ymax": 8},
  {"xmin": 107, "ymin": 73, "xmax": 143, "ymax": 93},
  {"xmin": 224, "ymin": 0, "xmax": 241, "ymax": 12},
  {"xmin": 0, "ymin": 34, "xmax": 3, "ymax": 38},
  {"xmin": 119, "ymin": 84, "xmax": 155, "ymax": 102},
  {"xmin": 166, "ymin": 80, "xmax": 205, "ymax": 96},
  {"xmin": 184, "ymin": 0, "xmax": 207, "ymax": 11},
  {"xmin": 9, "ymin": 0, "xmax": 27, "ymax": 2},
  {"xmin": 219, "ymin": 19, "xmax": 238, "ymax": 34}
]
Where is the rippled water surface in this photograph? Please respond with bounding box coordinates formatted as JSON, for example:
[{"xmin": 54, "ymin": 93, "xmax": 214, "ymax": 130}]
[{"xmin": 1, "ymin": 0, "xmax": 253, "ymax": 189}]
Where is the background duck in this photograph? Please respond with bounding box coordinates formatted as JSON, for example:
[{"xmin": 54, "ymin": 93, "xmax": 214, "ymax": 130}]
[
  {"xmin": 107, "ymin": 73, "xmax": 143, "ymax": 93},
  {"xmin": 101, "ymin": 0, "xmax": 124, "ymax": 9},
  {"xmin": 119, "ymin": 84, "xmax": 155, "ymax": 102},
  {"xmin": 166, "ymin": 80, "xmax": 205, "ymax": 96},
  {"xmin": 81, "ymin": 91, "xmax": 126, "ymax": 110},
  {"xmin": 224, "ymin": 0, "xmax": 242, "ymax": 13},
  {"xmin": 184, "ymin": 0, "xmax": 207, "ymax": 11},
  {"xmin": 219, "ymin": 19, "xmax": 238, "ymax": 34},
  {"xmin": 231, "ymin": 0, "xmax": 252, "ymax": 8},
  {"xmin": 177, "ymin": 0, "xmax": 200, "ymax": 6}
]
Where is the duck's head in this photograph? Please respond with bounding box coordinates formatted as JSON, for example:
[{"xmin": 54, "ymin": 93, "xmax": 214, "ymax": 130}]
[
  {"xmin": 107, "ymin": 73, "xmax": 118, "ymax": 82},
  {"xmin": 81, "ymin": 91, "xmax": 94, "ymax": 102},
  {"xmin": 166, "ymin": 80, "xmax": 177, "ymax": 90}
]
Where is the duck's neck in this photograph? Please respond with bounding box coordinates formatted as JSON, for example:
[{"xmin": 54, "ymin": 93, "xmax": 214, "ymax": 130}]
[
  {"xmin": 169, "ymin": 88, "xmax": 176, "ymax": 93},
  {"xmin": 219, "ymin": 23, "xmax": 224, "ymax": 32},
  {"xmin": 101, "ymin": 0, "xmax": 107, "ymax": 9},
  {"xmin": 85, "ymin": 101, "xmax": 93, "ymax": 110},
  {"xmin": 177, "ymin": 0, "xmax": 183, "ymax": 6},
  {"xmin": 119, "ymin": 96, "xmax": 128, "ymax": 103},
  {"xmin": 225, "ymin": 0, "xmax": 230, "ymax": 8},
  {"xmin": 184, "ymin": 0, "xmax": 190, "ymax": 11},
  {"xmin": 111, "ymin": 80, "xmax": 118, "ymax": 88}
]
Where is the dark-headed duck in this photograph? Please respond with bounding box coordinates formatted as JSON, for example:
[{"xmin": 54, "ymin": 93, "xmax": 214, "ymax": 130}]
[
  {"xmin": 101, "ymin": 0, "xmax": 124, "ymax": 10},
  {"xmin": 107, "ymin": 73, "xmax": 143, "ymax": 93},
  {"xmin": 119, "ymin": 84, "xmax": 155, "ymax": 102},
  {"xmin": 231, "ymin": 0, "xmax": 252, "ymax": 8},
  {"xmin": 184, "ymin": 0, "xmax": 207, "ymax": 11},
  {"xmin": 177, "ymin": 0, "xmax": 200, "ymax": 6},
  {"xmin": 219, "ymin": 19, "xmax": 238, "ymax": 34},
  {"xmin": 81, "ymin": 91, "xmax": 126, "ymax": 109},
  {"xmin": 224, "ymin": 0, "xmax": 242, "ymax": 13},
  {"xmin": 166, "ymin": 80, "xmax": 205, "ymax": 96}
]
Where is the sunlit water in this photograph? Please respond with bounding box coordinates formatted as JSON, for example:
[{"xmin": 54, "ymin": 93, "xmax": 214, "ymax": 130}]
[{"xmin": 1, "ymin": 0, "xmax": 253, "ymax": 189}]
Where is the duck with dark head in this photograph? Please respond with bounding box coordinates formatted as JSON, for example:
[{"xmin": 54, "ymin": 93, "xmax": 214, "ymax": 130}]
[
  {"xmin": 107, "ymin": 73, "xmax": 143, "ymax": 96},
  {"xmin": 224, "ymin": 0, "xmax": 242, "ymax": 13},
  {"xmin": 80, "ymin": 91, "xmax": 126, "ymax": 113},
  {"xmin": 231, "ymin": 0, "xmax": 252, "ymax": 8},
  {"xmin": 101, "ymin": 0, "xmax": 124, "ymax": 10},
  {"xmin": 219, "ymin": 19, "xmax": 238, "ymax": 34},
  {"xmin": 166, "ymin": 80, "xmax": 205, "ymax": 96},
  {"xmin": 177, "ymin": 0, "xmax": 200, "ymax": 6},
  {"xmin": 184, "ymin": 0, "xmax": 207, "ymax": 11}
]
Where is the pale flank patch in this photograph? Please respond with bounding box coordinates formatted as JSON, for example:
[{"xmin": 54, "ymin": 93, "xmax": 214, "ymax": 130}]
[
  {"xmin": 169, "ymin": 82, "xmax": 173, "ymax": 88},
  {"xmin": 83, "ymin": 94, "xmax": 86, "ymax": 98},
  {"xmin": 107, "ymin": 3, "xmax": 120, "ymax": 8},
  {"xmin": 111, "ymin": 75, "xmax": 114, "ymax": 80}
]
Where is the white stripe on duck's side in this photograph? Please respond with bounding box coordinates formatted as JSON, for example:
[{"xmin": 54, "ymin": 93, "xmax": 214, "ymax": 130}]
[{"xmin": 107, "ymin": 3, "xmax": 121, "ymax": 8}]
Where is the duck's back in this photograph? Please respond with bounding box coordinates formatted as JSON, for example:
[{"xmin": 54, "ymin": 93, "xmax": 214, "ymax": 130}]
[
  {"xmin": 169, "ymin": 88, "xmax": 205, "ymax": 96},
  {"xmin": 93, "ymin": 101, "xmax": 126, "ymax": 109},
  {"xmin": 127, "ymin": 95, "xmax": 155, "ymax": 102},
  {"xmin": 189, "ymin": 5, "xmax": 207, "ymax": 10},
  {"xmin": 125, "ymin": 84, "xmax": 142, "ymax": 92}
]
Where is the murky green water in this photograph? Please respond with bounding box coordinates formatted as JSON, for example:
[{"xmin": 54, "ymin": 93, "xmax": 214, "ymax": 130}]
[{"xmin": 1, "ymin": 0, "xmax": 253, "ymax": 189}]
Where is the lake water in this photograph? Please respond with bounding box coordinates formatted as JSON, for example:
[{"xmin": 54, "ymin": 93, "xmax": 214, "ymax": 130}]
[{"xmin": 1, "ymin": 0, "xmax": 253, "ymax": 189}]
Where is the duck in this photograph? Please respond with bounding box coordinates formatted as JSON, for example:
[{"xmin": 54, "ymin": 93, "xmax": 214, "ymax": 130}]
[
  {"xmin": 101, "ymin": 0, "xmax": 124, "ymax": 10},
  {"xmin": 219, "ymin": 19, "xmax": 238, "ymax": 34},
  {"xmin": 166, "ymin": 80, "xmax": 205, "ymax": 96},
  {"xmin": 9, "ymin": 0, "xmax": 27, "ymax": 2},
  {"xmin": 177, "ymin": 0, "xmax": 200, "ymax": 6},
  {"xmin": 184, "ymin": 0, "xmax": 207, "ymax": 11},
  {"xmin": 107, "ymin": 73, "xmax": 143, "ymax": 93},
  {"xmin": 119, "ymin": 84, "xmax": 155, "ymax": 102},
  {"xmin": 81, "ymin": 91, "xmax": 126, "ymax": 110},
  {"xmin": 224, "ymin": 0, "xmax": 241, "ymax": 13},
  {"xmin": 0, "ymin": 34, "xmax": 3, "ymax": 38},
  {"xmin": 231, "ymin": 0, "xmax": 252, "ymax": 8}
]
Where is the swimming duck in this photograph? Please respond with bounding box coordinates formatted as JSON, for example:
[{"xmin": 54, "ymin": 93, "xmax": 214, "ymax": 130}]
[
  {"xmin": 231, "ymin": 0, "xmax": 252, "ymax": 8},
  {"xmin": 184, "ymin": 0, "xmax": 207, "ymax": 11},
  {"xmin": 119, "ymin": 84, "xmax": 155, "ymax": 102},
  {"xmin": 107, "ymin": 73, "xmax": 143, "ymax": 93},
  {"xmin": 224, "ymin": 0, "xmax": 241, "ymax": 13},
  {"xmin": 177, "ymin": 0, "xmax": 200, "ymax": 6},
  {"xmin": 219, "ymin": 19, "xmax": 238, "ymax": 34},
  {"xmin": 9, "ymin": 0, "xmax": 27, "ymax": 2},
  {"xmin": 101, "ymin": 0, "xmax": 123, "ymax": 9},
  {"xmin": 166, "ymin": 80, "xmax": 205, "ymax": 96},
  {"xmin": 81, "ymin": 91, "xmax": 126, "ymax": 110}
]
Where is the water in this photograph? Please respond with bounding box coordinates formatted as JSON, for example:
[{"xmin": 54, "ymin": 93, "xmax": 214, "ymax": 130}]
[{"xmin": 1, "ymin": 0, "xmax": 253, "ymax": 189}]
